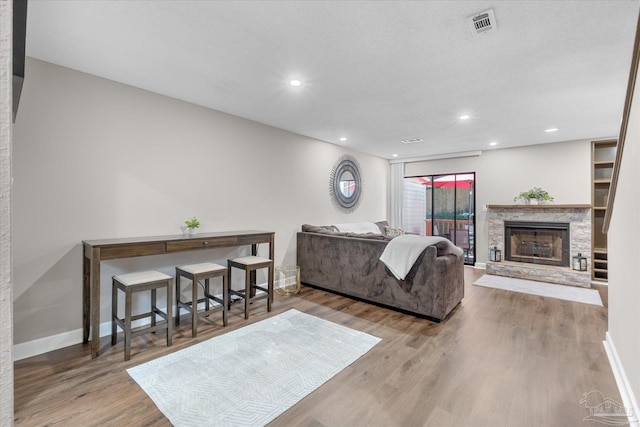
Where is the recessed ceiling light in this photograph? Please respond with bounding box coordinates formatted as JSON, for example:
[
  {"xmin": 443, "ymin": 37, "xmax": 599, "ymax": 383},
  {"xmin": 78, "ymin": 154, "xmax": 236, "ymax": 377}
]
[
  {"xmin": 289, "ymin": 79, "xmax": 301, "ymax": 87},
  {"xmin": 392, "ymin": 154, "xmax": 399, "ymax": 157},
  {"xmin": 459, "ymin": 114, "xmax": 470, "ymax": 120},
  {"xmin": 339, "ymin": 137, "xmax": 347, "ymax": 142},
  {"xmin": 545, "ymin": 127, "xmax": 559, "ymax": 132},
  {"xmin": 489, "ymin": 141, "xmax": 498, "ymax": 146}
]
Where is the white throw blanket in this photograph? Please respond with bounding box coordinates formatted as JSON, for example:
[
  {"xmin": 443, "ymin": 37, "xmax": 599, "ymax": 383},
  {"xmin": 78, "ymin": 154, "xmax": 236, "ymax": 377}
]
[{"xmin": 379, "ymin": 235, "xmax": 463, "ymax": 280}]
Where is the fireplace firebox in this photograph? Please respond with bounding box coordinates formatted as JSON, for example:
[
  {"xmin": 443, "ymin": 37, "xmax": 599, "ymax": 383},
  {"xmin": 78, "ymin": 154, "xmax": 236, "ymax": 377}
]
[{"xmin": 504, "ymin": 221, "xmax": 570, "ymax": 267}]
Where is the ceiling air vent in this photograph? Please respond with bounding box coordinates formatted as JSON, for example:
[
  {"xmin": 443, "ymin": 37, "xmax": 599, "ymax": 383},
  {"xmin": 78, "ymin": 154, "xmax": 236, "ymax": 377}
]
[
  {"xmin": 468, "ymin": 8, "xmax": 497, "ymax": 35},
  {"xmin": 401, "ymin": 138, "xmax": 423, "ymax": 144}
]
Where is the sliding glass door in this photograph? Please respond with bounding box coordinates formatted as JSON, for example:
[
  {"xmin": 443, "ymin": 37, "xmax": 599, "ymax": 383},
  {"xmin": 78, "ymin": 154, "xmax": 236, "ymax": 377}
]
[{"xmin": 403, "ymin": 172, "xmax": 475, "ymax": 264}]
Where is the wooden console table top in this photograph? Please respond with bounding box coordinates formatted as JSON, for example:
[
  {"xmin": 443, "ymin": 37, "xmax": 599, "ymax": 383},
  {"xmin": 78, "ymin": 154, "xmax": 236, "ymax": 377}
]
[{"xmin": 82, "ymin": 230, "xmax": 275, "ymax": 359}]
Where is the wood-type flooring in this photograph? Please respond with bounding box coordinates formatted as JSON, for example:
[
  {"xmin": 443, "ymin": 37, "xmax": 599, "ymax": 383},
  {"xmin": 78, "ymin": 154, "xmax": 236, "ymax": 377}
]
[{"xmin": 14, "ymin": 267, "xmax": 621, "ymax": 426}]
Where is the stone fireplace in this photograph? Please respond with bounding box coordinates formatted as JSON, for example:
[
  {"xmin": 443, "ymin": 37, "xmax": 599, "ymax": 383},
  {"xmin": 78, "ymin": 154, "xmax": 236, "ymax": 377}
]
[{"xmin": 487, "ymin": 205, "xmax": 591, "ymax": 287}]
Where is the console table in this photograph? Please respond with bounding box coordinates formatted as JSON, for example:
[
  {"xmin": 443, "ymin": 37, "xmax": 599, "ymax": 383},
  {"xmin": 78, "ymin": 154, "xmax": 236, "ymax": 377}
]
[{"xmin": 82, "ymin": 230, "xmax": 275, "ymax": 359}]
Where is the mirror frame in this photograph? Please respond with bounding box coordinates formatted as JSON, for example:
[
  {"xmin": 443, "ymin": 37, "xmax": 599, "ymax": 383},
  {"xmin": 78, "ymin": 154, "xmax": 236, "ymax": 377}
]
[{"xmin": 330, "ymin": 155, "xmax": 363, "ymax": 212}]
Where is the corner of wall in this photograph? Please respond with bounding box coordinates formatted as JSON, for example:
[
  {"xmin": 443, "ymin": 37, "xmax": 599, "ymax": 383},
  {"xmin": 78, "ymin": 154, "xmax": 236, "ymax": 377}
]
[
  {"xmin": 0, "ymin": 0, "xmax": 14, "ymax": 424},
  {"xmin": 603, "ymin": 332, "xmax": 640, "ymax": 427}
]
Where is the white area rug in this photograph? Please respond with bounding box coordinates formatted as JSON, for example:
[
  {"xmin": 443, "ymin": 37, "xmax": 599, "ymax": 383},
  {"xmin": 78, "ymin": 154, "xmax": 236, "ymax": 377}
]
[
  {"xmin": 473, "ymin": 274, "xmax": 603, "ymax": 307},
  {"xmin": 127, "ymin": 309, "xmax": 381, "ymax": 427}
]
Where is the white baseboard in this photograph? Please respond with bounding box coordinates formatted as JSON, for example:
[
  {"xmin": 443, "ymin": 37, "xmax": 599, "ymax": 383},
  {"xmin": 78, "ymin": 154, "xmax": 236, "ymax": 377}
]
[
  {"xmin": 13, "ymin": 328, "xmax": 84, "ymax": 361},
  {"xmin": 13, "ymin": 319, "xmax": 145, "ymax": 361},
  {"xmin": 13, "ymin": 307, "xmax": 176, "ymax": 361},
  {"xmin": 603, "ymin": 331, "xmax": 640, "ymax": 427},
  {"xmin": 13, "ymin": 289, "xmax": 256, "ymax": 361}
]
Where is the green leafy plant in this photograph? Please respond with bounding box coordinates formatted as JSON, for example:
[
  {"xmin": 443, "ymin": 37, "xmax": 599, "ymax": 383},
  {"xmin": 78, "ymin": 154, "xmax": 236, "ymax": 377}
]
[
  {"xmin": 184, "ymin": 217, "xmax": 200, "ymax": 229},
  {"xmin": 513, "ymin": 187, "xmax": 554, "ymax": 203}
]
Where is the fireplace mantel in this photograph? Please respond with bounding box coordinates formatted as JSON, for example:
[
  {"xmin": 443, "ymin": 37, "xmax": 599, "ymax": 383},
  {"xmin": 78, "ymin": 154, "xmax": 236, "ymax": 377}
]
[
  {"xmin": 486, "ymin": 204, "xmax": 591, "ymax": 287},
  {"xmin": 487, "ymin": 204, "xmax": 591, "ymax": 209}
]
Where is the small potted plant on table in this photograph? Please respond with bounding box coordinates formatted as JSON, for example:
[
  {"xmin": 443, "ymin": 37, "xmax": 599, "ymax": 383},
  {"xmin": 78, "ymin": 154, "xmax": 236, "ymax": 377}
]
[{"xmin": 184, "ymin": 217, "xmax": 200, "ymax": 235}]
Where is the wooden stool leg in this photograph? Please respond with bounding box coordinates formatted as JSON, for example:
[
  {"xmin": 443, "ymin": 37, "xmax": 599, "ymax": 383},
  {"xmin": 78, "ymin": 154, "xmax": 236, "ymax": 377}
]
[
  {"xmin": 191, "ymin": 276, "xmax": 198, "ymax": 338},
  {"xmin": 175, "ymin": 271, "xmax": 181, "ymax": 327},
  {"xmin": 244, "ymin": 267, "xmax": 250, "ymax": 319},
  {"xmin": 204, "ymin": 278, "xmax": 210, "ymax": 311},
  {"xmin": 228, "ymin": 266, "xmax": 233, "ymax": 310},
  {"xmin": 166, "ymin": 279, "xmax": 173, "ymax": 347},
  {"xmin": 267, "ymin": 264, "xmax": 273, "ymax": 312},
  {"xmin": 151, "ymin": 289, "xmax": 157, "ymax": 329},
  {"xmin": 124, "ymin": 288, "xmax": 132, "ymax": 361},
  {"xmin": 222, "ymin": 273, "xmax": 228, "ymax": 326},
  {"xmin": 250, "ymin": 269, "xmax": 257, "ymax": 298},
  {"xmin": 111, "ymin": 280, "xmax": 118, "ymax": 345}
]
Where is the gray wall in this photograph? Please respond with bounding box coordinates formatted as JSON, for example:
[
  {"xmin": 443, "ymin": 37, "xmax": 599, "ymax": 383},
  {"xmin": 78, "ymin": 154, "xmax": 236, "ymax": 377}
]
[
  {"xmin": 1, "ymin": 0, "xmax": 14, "ymax": 424},
  {"xmin": 405, "ymin": 140, "xmax": 593, "ymax": 263},
  {"xmin": 11, "ymin": 58, "xmax": 389, "ymax": 348},
  {"xmin": 608, "ymin": 62, "xmax": 640, "ymax": 414}
]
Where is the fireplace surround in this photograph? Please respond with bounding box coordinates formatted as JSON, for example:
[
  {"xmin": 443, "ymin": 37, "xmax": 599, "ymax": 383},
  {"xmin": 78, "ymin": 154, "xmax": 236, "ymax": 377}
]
[{"xmin": 486, "ymin": 205, "xmax": 591, "ymax": 287}]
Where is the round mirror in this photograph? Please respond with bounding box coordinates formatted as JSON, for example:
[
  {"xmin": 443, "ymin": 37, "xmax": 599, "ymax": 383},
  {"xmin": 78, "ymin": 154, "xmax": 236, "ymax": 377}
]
[
  {"xmin": 330, "ymin": 155, "xmax": 363, "ymax": 212},
  {"xmin": 339, "ymin": 171, "xmax": 355, "ymax": 197}
]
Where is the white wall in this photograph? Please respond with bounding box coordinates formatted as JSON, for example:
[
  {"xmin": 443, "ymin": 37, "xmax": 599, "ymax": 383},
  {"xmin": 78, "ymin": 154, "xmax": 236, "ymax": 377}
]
[
  {"xmin": 0, "ymin": 0, "xmax": 14, "ymax": 424},
  {"xmin": 11, "ymin": 58, "xmax": 388, "ymax": 348},
  {"xmin": 607, "ymin": 58, "xmax": 640, "ymax": 416},
  {"xmin": 404, "ymin": 141, "xmax": 593, "ymax": 263}
]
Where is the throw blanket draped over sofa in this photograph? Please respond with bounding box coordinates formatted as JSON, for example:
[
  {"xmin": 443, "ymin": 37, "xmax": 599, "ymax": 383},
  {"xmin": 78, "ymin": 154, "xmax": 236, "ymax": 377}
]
[{"xmin": 297, "ymin": 221, "xmax": 465, "ymax": 321}]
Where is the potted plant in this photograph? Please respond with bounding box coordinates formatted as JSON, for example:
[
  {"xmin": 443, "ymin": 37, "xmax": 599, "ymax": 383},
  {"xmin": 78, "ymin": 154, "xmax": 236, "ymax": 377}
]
[
  {"xmin": 184, "ymin": 216, "xmax": 200, "ymax": 235},
  {"xmin": 513, "ymin": 187, "xmax": 554, "ymax": 204}
]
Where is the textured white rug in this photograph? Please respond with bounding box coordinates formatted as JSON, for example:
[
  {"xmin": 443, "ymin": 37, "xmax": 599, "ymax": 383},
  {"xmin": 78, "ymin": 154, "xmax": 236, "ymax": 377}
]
[
  {"xmin": 127, "ymin": 309, "xmax": 380, "ymax": 427},
  {"xmin": 474, "ymin": 274, "xmax": 603, "ymax": 307}
]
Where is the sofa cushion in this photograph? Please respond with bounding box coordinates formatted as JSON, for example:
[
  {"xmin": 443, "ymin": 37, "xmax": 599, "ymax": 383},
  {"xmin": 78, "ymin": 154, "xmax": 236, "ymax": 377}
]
[
  {"xmin": 375, "ymin": 220, "xmax": 389, "ymax": 233},
  {"xmin": 333, "ymin": 222, "xmax": 382, "ymax": 234},
  {"xmin": 302, "ymin": 222, "xmax": 392, "ymax": 240},
  {"xmin": 346, "ymin": 232, "xmax": 390, "ymax": 240},
  {"xmin": 301, "ymin": 224, "xmax": 339, "ymax": 234},
  {"xmin": 385, "ymin": 226, "xmax": 405, "ymax": 238}
]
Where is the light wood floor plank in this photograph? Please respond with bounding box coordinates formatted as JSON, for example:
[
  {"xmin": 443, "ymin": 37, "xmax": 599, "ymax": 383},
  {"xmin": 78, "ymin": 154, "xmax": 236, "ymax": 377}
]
[{"xmin": 14, "ymin": 267, "xmax": 621, "ymax": 426}]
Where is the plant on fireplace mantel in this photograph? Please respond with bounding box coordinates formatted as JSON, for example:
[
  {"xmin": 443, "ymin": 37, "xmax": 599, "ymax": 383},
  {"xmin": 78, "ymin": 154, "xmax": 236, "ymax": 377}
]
[{"xmin": 513, "ymin": 187, "xmax": 554, "ymax": 204}]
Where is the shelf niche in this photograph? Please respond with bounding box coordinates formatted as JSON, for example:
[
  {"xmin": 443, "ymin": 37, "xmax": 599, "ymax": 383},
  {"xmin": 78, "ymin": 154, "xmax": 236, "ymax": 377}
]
[{"xmin": 592, "ymin": 139, "xmax": 617, "ymax": 282}]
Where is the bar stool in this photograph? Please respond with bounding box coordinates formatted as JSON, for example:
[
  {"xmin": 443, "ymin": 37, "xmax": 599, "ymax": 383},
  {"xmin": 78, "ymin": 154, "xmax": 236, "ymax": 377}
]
[
  {"xmin": 111, "ymin": 271, "xmax": 173, "ymax": 361},
  {"xmin": 227, "ymin": 256, "xmax": 274, "ymax": 319},
  {"xmin": 175, "ymin": 262, "xmax": 228, "ymax": 337}
]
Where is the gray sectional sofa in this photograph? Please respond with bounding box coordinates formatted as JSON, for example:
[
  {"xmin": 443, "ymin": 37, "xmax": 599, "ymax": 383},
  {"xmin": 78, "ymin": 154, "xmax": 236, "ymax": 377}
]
[{"xmin": 296, "ymin": 222, "xmax": 465, "ymax": 321}]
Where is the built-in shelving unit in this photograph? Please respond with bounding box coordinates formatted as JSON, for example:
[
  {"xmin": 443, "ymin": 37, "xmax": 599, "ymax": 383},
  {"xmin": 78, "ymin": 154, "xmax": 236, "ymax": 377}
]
[{"xmin": 592, "ymin": 139, "xmax": 617, "ymax": 282}]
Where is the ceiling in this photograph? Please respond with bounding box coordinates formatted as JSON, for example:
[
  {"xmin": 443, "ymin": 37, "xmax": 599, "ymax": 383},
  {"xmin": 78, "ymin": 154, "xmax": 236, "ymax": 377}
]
[{"xmin": 24, "ymin": 1, "xmax": 640, "ymax": 160}]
